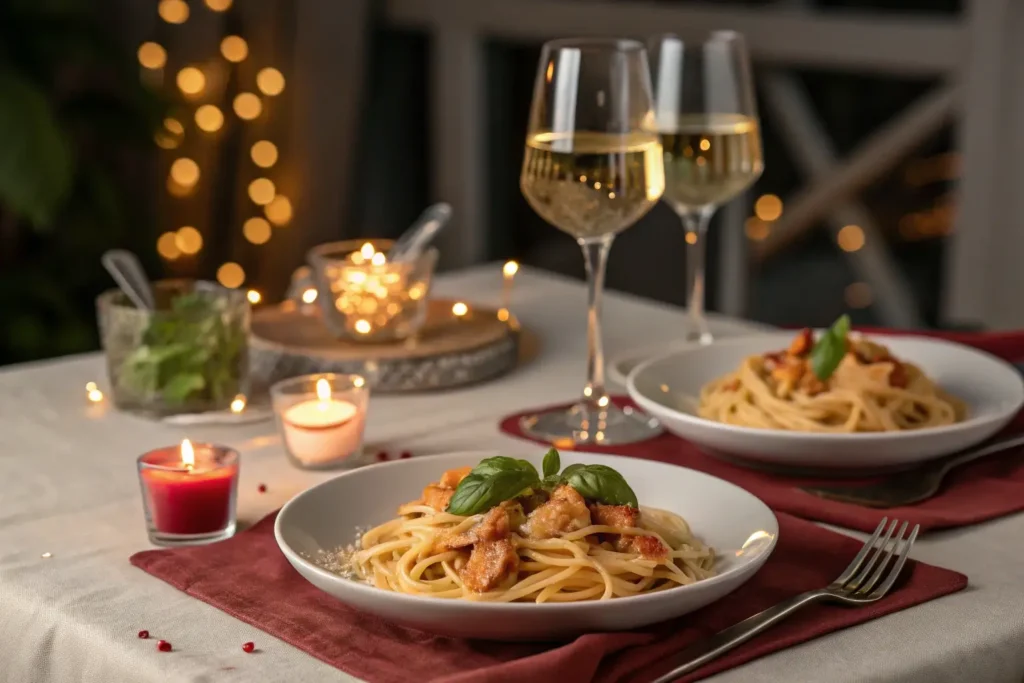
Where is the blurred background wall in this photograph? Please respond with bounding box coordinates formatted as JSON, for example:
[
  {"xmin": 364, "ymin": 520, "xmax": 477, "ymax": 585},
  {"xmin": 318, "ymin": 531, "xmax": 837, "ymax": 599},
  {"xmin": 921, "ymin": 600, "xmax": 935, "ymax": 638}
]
[{"xmin": 2, "ymin": 0, "xmax": 1016, "ymax": 368}]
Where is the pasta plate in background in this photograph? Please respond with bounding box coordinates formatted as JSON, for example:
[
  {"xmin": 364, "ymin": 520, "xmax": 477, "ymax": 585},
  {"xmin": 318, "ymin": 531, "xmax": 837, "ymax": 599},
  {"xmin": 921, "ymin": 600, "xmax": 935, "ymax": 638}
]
[{"xmin": 699, "ymin": 316, "xmax": 966, "ymax": 434}]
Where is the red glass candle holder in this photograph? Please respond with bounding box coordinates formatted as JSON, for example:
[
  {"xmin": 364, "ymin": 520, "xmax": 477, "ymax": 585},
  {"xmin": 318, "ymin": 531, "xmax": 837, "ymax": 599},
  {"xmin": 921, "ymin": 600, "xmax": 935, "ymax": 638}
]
[{"xmin": 137, "ymin": 442, "xmax": 239, "ymax": 546}]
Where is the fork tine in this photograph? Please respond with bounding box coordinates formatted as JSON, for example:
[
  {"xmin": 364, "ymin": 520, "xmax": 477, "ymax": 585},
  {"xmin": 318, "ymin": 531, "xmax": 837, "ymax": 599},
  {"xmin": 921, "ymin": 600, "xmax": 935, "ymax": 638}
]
[
  {"xmin": 869, "ymin": 523, "xmax": 920, "ymax": 598},
  {"xmin": 833, "ymin": 517, "xmax": 888, "ymax": 586},
  {"xmin": 856, "ymin": 521, "xmax": 908, "ymax": 595},
  {"xmin": 845, "ymin": 519, "xmax": 899, "ymax": 592}
]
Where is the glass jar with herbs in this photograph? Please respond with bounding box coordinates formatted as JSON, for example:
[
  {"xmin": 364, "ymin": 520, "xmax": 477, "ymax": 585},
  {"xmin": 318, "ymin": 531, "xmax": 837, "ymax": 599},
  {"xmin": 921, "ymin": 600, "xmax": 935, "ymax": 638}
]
[{"xmin": 97, "ymin": 280, "xmax": 250, "ymax": 417}]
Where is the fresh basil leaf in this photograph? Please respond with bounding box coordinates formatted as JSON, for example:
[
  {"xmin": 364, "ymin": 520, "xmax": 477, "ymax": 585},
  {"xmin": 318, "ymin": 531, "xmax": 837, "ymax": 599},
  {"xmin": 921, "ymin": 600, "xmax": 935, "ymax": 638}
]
[
  {"xmin": 445, "ymin": 469, "xmax": 540, "ymax": 516},
  {"xmin": 540, "ymin": 474, "xmax": 562, "ymax": 491},
  {"xmin": 810, "ymin": 314, "xmax": 851, "ymax": 381},
  {"xmin": 471, "ymin": 456, "xmax": 538, "ymax": 479},
  {"xmin": 564, "ymin": 464, "xmax": 639, "ymax": 508},
  {"xmin": 542, "ymin": 448, "xmax": 560, "ymax": 478},
  {"xmin": 560, "ymin": 463, "xmax": 584, "ymax": 479},
  {"xmin": 161, "ymin": 372, "xmax": 206, "ymax": 403}
]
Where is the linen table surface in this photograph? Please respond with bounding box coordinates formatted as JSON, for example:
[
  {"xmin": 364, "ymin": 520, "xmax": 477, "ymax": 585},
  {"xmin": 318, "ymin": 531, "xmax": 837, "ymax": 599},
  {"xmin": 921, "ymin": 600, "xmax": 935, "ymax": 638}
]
[{"xmin": 1, "ymin": 265, "xmax": 1021, "ymax": 683}]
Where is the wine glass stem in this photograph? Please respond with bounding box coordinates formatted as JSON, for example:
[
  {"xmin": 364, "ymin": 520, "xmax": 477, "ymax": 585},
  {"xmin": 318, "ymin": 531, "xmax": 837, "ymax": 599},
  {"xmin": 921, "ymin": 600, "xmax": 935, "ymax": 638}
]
[
  {"xmin": 580, "ymin": 235, "xmax": 613, "ymax": 411},
  {"xmin": 681, "ymin": 208, "xmax": 715, "ymax": 344}
]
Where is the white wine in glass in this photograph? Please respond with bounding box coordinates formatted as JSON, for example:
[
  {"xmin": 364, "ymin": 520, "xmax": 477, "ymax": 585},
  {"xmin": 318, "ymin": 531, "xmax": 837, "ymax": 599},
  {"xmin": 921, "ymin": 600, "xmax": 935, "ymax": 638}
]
[
  {"xmin": 522, "ymin": 131, "xmax": 665, "ymax": 239},
  {"xmin": 519, "ymin": 39, "xmax": 665, "ymax": 447},
  {"xmin": 651, "ymin": 33, "xmax": 764, "ymax": 344}
]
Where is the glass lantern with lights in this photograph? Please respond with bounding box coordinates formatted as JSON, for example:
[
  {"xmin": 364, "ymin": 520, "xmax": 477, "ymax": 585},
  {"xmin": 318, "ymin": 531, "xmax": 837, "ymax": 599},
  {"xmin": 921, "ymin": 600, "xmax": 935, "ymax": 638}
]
[{"xmin": 307, "ymin": 239, "xmax": 438, "ymax": 343}]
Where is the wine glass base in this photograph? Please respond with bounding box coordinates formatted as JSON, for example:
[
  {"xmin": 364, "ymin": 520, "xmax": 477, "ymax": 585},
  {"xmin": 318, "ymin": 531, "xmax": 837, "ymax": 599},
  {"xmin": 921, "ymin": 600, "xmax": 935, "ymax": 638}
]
[
  {"xmin": 519, "ymin": 402, "xmax": 662, "ymax": 447},
  {"xmin": 686, "ymin": 330, "xmax": 715, "ymax": 345}
]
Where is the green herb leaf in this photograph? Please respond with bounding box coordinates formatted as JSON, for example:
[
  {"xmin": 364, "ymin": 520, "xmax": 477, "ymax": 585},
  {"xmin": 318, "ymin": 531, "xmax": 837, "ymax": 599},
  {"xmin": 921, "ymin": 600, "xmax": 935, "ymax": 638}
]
[
  {"xmin": 116, "ymin": 289, "xmax": 245, "ymax": 407},
  {"xmin": 810, "ymin": 315, "xmax": 851, "ymax": 381},
  {"xmin": 161, "ymin": 372, "xmax": 206, "ymax": 403},
  {"xmin": 540, "ymin": 474, "xmax": 562, "ymax": 491},
  {"xmin": 542, "ymin": 448, "xmax": 560, "ymax": 478},
  {"xmin": 446, "ymin": 469, "xmax": 540, "ymax": 516},
  {"xmin": 471, "ymin": 456, "xmax": 538, "ymax": 479},
  {"xmin": 560, "ymin": 463, "xmax": 584, "ymax": 479},
  {"xmin": 563, "ymin": 464, "xmax": 639, "ymax": 508}
]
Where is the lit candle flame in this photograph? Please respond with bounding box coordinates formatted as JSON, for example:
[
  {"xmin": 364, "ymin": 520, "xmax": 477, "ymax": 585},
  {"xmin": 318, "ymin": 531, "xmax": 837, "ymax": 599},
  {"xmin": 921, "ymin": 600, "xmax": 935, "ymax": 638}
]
[
  {"xmin": 230, "ymin": 395, "xmax": 246, "ymax": 413},
  {"xmin": 359, "ymin": 242, "xmax": 375, "ymax": 260},
  {"xmin": 181, "ymin": 438, "xmax": 195, "ymax": 470},
  {"xmin": 501, "ymin": 261, "xmax": 519, "ymax": 311},
  {"xmin": 316, "ymin": 378, "xmax": 332, "ymax": 402},
  {"xmin": 452, "ymin": 301, "xmax": 468, "ymax": 317},
  {"xmin": 301, "ymin": 288, "xmax": 318, "ymax": 304},
  {"xmin": 370, "ymin": 252, "xmax": 386, "ymax": 266}
]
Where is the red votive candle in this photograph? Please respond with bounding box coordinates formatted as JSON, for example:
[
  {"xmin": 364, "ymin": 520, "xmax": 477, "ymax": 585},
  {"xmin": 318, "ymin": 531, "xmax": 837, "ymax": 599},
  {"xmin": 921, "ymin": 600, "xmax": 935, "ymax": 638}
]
[{"xmin": 137, "ymin": 439, "xmax": 239, "ymax": 546}]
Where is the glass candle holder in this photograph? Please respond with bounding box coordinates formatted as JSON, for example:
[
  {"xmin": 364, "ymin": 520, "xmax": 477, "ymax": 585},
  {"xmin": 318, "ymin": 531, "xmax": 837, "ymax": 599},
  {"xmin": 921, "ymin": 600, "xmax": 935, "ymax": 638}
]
[
  {"xmin": 97, "ymin": 280, "xmax": 250, "ymax": 417},
  {"xmin": 271, "ymin": 373, "xmax": 370, "ymax": 470},
  {"xmin": 137, "ymin": 440, "xmax": 239, "ymax": 547},
  {"xmin": 307, "ymin": 238, "xmax": 438, "ymax": 343}
]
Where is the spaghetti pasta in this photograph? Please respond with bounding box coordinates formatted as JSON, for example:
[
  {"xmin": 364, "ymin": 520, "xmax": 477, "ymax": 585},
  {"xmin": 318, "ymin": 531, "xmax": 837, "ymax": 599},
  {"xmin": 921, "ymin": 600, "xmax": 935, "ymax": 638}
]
[
  {"xmin": 346, "ymin": 461, "xmax": 716, "ymax": 603},
  {"xmin": 699, "ymin": 328, "xmax": 966, "ymax": 433}
]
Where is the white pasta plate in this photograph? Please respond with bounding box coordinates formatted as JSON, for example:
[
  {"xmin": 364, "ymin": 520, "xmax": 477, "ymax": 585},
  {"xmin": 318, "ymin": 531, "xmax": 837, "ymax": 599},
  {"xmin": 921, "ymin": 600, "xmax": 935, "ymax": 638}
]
[
  {"xmin": 274, "ymin": 450, "xmax": 778, "ymax": 640},
  {"xmin": 627, "ymin": 331, "xmax": 1024, "ymax": 471},
  {"xmin": 607, "ymin": 319, "xmax": 774, "ymax": 387}
]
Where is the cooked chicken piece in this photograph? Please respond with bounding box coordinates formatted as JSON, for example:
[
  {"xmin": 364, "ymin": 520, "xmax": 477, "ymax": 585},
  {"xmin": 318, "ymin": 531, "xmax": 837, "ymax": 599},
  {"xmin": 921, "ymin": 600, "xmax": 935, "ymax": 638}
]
[
  {"xmin": 888, "ymin": 360, "xmax": 909, "ymax": 388},
  {"xmin": 460, "ymin": 539, "xmax": 518, "ymax": 592},
  {"xmin": 590, "ymin": 502, "xmax": 640, "ymax": 529},
  {"xmin": 770, "ymin": 356, "xmax": 808, "ymax": 398},
  {"xmin": 787, "ymin": 328, "xmax": 813, "ymax": 356},
  {"xmin": 771, "ymin": 358, "xmax": 804, "ymax": 384},
  {"xmin": 590, "ymin": 504, "xmax": 668, "ymax": 560},
  {"xmin": 419, "ymin": 485, "xmax": 455, "ymax": 513},
  {"xmin": 520, "ymin": 485, "xmax": 591, "ymax": 540},
  {"xmin": 517, "ymin": 491, "xmax": 549, "ymax": 514},
  {"xmin": 796, "ymin": 369, "xmax": 828, "ymax": 396},
  {"xmin": 853, "ymin": 340, "xmax": 891, "ymax": 364},
  {"xmin": 439, "ymin": 466, "xmax": 473, "ymax": 489},
  {"xmin": 435, "ymin": 502, "xmax": 522, "ymax": 552},
  {"xmin": 402, "ymin": 466, "xmax": 476, "ymax": 513}
]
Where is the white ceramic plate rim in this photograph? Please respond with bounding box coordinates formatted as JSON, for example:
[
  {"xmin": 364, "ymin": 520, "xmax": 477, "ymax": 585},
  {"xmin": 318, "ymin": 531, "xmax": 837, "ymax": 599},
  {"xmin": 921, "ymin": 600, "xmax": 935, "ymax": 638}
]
[
  {"xmin": 274, "ymin": 451, "xmax": 779, "ymax": 611},
  {"xmin": 607, "ymin": 323, "xmax": 775, "ymax": 386},
  {"xmin": 627, "ymin": 332, "xmax": 1024, "ymax": 441}
]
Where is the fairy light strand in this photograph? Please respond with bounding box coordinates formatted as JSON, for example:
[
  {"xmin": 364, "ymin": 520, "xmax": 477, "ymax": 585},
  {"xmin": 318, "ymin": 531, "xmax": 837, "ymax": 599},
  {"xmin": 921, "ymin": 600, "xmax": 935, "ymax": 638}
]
[{"xmin": 147, "ymin": 23, "xmax": 290, "ymax": 312}]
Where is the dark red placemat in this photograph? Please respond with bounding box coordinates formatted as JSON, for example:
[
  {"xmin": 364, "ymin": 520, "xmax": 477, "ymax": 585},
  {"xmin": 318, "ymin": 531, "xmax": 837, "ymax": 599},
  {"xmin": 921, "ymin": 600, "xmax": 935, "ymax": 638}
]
[
  {"xmin": 501, "ymin": 330, "xmax": 1024, "ymax": 533},
  {"xmin": 131, "ymin": 511, "xmax": 966, "ymax": 683}
]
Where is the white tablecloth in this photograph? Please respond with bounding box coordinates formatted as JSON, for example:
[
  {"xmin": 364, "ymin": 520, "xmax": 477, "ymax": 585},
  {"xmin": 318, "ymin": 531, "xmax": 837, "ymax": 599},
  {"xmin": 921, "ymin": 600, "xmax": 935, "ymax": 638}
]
[{"xmin": 2, "ymin": 265, "xmax": 1022, "ymax": 683}]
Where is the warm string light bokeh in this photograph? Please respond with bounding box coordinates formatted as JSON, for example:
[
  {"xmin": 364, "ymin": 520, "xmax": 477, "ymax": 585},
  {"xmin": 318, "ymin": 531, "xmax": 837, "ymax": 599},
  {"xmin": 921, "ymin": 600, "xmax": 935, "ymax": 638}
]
[
  {"xmin": 139, "ymin": 3, "xmax": 291, "ymax": 293},
  {"xmin": 745, "ymin": 193, "xmax": 783, "ymax": 242}
]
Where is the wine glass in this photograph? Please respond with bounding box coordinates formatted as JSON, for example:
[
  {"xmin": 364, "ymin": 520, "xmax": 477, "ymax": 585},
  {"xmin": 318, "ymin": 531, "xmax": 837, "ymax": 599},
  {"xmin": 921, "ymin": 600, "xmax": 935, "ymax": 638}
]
[
  {"xmin": 649, "ymin": 32, "xmax": 764, "ymax": 344},
  {"xmin": 519, "ymin": 38, "xmax": 665, "ymax": 446}
]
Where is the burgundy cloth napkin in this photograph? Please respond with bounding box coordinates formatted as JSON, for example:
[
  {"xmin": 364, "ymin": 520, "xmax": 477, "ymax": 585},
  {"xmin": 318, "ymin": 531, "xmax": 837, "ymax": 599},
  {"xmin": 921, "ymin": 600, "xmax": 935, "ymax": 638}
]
[
  {"xmin": 131, "ymin": 511, "xmax": 965, "ymax": 683},
  {"xmin": 501, "ymin": 329, "xmax": 1024, "ymax": 533}
]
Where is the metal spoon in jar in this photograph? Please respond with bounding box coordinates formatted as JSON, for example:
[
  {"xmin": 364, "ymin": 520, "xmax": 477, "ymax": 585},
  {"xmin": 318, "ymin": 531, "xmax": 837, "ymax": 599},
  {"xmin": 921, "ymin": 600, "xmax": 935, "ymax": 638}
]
[
  {"xmin": 101, "ymin": 250, "xmax": 156, "ymax": 310},
  {"xmin": 387, "ymin": 203, "xmax": 453, "ymax": 263}
]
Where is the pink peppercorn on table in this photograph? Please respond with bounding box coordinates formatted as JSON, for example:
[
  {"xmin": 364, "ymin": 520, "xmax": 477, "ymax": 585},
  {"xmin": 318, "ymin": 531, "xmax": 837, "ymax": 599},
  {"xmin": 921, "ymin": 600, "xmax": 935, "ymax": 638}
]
[{"xmin": 1, "ymin": 265, "xmax": 1023, "ymax": 683}]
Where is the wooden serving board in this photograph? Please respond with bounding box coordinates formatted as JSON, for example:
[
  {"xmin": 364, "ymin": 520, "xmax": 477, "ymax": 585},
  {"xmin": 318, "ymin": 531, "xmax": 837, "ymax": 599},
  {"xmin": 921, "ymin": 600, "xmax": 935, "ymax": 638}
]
[{"xmin": 249, "ymin": 299, "xmax": 532, "ymax": 393}]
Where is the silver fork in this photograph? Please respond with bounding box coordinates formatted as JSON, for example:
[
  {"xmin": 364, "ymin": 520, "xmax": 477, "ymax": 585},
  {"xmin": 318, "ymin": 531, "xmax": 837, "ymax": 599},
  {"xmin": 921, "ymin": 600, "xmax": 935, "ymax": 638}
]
[{"xmin": 648, "ymin": 518, "xmax": 920, "ymax": 683}]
